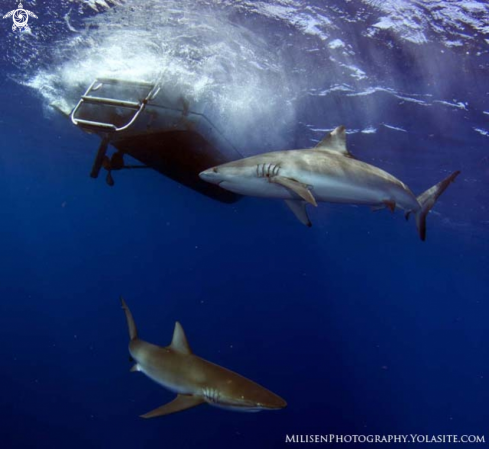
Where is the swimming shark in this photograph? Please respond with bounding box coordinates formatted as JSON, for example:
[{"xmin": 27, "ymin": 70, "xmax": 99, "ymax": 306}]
[
  {"xmin": 120, "ymin": 298, "xmax": 286, "ymax": 418},
  {"xmin": 199, "ymin": 126, "xmax": 460, "ymax": 240}
]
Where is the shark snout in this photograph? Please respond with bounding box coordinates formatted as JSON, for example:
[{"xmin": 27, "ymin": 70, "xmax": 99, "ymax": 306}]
[
  {"xmin": 266, "ymin": 395, "xmax": 287, "ymax": 410},
  {"xmin": 199, "ymin": 167, "xmax": 222, "ymax": 185},
  {"xmin": 248, "ymin": 388, "xmax": 287, "ymax": 411}
]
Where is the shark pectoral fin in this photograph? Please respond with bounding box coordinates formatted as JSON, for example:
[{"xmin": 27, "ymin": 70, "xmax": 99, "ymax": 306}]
[
  {"xmin": 285, "ymin": 200, "xmax": 312, "ymax": 227},
  {"xmin": 140, "ymin": 395, "xmax": 205, "ymax": 419},
  {"xmin": 273, "ymin": 176, "xmax": 317, "ymax": 207}
]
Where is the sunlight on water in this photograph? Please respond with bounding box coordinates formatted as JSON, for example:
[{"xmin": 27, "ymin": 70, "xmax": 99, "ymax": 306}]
[
  {"xmin": 7, "ymin": 0, "xmax": 487, "ymax": 154},
  {"xmin": 25, "ymin": 0, "xmax": 297, "ymax": 152}
]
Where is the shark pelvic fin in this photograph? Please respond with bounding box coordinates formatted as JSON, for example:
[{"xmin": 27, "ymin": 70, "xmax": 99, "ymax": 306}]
[
  {"xmin": 285, "ymin": 200, "xmax": 311, "ymax": 227},
  {"xmin": 140, "ymin": 394, "xmax": 205, "ymax": 419},
  {"xmin": 315, "ymin": 126, "xmax": 353, "ymax": 158},
  {"xmin": 170, "ymin": 322, "xmax": 192, "ymax": 355},
  {"xmin": 130, "ymin": 364, "xmax": 140, "ymax": 373},
  {"xmin": 272, "ymin": 176, "xmax": 317, "ymax": 206}
]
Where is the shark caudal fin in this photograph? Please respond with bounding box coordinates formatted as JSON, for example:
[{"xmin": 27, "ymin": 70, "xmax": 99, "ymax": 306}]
[
  {"xmin": 414, "ymin": 171, "xmax": 460, "ymax": 241},
  {"xmin": 120, "ymin": 297, "xmax": 138, "ymax": 341}
]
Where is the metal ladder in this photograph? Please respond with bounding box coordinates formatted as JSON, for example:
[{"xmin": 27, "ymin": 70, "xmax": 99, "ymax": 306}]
[
  {"xmin": 71, "ymin": 77, "xmax": 160, "ymax": 132},
  {"xmin": 70, "ymin": 77, "xmax": 161, "ymax": 180}
]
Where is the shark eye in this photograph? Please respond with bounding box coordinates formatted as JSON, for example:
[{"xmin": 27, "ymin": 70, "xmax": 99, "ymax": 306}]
[{"xmin": 213, "ymin": 168, "xmax": 218, "ymax": 173}]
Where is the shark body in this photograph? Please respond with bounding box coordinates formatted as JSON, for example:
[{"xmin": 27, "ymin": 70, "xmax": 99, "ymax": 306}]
[
  {"xmin": 199, "ymin": 126, "xmax": 460, "ymax": 240},
  {"xmin": 120, "ymin": 298, "xmax": 286, "ymax": 418}
]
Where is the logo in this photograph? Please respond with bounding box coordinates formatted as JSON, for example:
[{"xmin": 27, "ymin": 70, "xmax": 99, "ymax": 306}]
[{"xmin": 3, "ymin": 2, "xmax": 38, "ymax": 33}]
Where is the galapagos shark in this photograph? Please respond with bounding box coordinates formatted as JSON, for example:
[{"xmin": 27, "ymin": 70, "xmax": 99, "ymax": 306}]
[
  {"xmin": 120, "ymin": 298, "xmax": 286, "ymax": 418},
  {"xmin": 199, "ymin": 126, "xmax": 460, "ymax": 240}
]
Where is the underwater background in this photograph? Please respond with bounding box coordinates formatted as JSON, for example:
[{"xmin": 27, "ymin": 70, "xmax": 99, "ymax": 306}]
[{"xmin": 0, "ymin": 0, "xmax": 488, "ymax": 447}]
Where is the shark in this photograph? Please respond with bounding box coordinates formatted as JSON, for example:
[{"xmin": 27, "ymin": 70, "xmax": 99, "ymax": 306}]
[
  {"xmin": 199, "ymin": 126, "xmax": 460, "ymax": 240},
  {"xmin": 120, "ymin": 298, "xmax": 286, "ymax": 418}
]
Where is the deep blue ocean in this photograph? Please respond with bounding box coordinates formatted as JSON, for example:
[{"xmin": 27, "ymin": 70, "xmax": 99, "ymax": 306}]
[{"xmin": 1, "ymin": 1, "xmax": 488, "ymax": 448}]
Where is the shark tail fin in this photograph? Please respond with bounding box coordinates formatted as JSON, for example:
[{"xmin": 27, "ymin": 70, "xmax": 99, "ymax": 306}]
[
  {"xmin": 415, "ymin": 171, "xmax": 460, "ymax": 241},
  {"xmin": 120, "ymin": 297, "xmax": 138, "ymax": 341}
]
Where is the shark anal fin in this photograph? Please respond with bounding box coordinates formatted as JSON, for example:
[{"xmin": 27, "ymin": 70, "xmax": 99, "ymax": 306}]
[
  {"xmin": 383, "ymin": 200, "xmax": 396, "ymax": 213},
  {"xmin": 170, "ymin": 322, "xmax": 192, "ymax": 355},
  {"xmin": 371, "ymin": 201, "xmax": 396, "ymax": 213},
  {"xmin": 285, "ymin": 200, "xmax": 311, "ymax": 227},
  {"xmin": 140, "ymin": 395, "xmax": 205, "ymax": 419},
  {"xmin": 272, "ymin": 176, "xmax": 317, "ymax": 207}
]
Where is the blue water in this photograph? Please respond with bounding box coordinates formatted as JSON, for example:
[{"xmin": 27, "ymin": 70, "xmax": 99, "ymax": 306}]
[{"xmin": 1, "ymin": 1, "xmax": 488, "ymax": 448}]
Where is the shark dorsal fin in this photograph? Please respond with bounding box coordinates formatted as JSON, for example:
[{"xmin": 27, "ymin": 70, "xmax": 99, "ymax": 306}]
[
  {"xmin": 170, "ymin": 322, "xmax": 192, "ymax": 355},
  {"xmin": 315, "ymin": 126, "xmax": 352, "ymax": 157}
]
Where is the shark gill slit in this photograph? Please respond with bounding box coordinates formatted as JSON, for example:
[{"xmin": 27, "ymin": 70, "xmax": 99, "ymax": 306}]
[
  {"xmin": 256, "ymin": 163, "xmax": 280, "ymax": 179},
  {"xmin": 203, "ymin": 387, "xmax": 220, "ymax": 404}
]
